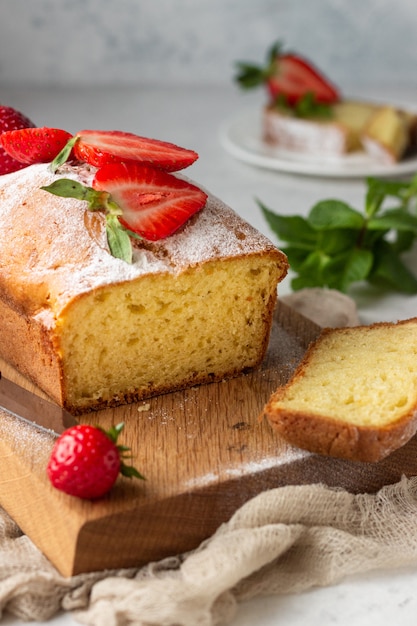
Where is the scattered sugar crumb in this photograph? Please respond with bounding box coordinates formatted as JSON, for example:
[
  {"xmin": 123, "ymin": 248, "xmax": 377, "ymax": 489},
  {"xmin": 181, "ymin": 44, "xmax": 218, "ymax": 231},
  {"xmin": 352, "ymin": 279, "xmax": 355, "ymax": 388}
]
[{"xmin": 137, "ymin": 403, "xmax": 151, "ymax": 412}]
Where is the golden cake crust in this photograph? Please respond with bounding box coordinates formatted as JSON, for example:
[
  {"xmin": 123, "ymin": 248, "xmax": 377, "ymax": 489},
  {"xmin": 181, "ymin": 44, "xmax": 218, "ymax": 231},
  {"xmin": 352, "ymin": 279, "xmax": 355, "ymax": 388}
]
[
  {"xmin": 264, "ymin": 319, "xmax": 417, "ymax": 462},
  {"xmin": 0, "ymin": 163, "xmax": 285, "ymax": 318},
  {"xmin": 0, "ymin": 163, "xmax": 288, "ymax": 412}
]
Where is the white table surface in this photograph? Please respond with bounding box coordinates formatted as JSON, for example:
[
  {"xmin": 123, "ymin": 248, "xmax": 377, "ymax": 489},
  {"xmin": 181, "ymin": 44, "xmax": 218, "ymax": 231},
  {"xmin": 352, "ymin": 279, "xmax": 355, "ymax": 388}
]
[{"xmin": 2, "ymin": 83, "xmax": 417, "ymax": 625}]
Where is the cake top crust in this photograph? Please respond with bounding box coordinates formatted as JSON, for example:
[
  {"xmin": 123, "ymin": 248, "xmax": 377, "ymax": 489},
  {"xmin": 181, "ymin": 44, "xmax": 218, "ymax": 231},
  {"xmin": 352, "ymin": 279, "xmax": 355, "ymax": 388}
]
[{"xmin": 0, "ymin": 163, "xmax": 287, "ymax": 320}]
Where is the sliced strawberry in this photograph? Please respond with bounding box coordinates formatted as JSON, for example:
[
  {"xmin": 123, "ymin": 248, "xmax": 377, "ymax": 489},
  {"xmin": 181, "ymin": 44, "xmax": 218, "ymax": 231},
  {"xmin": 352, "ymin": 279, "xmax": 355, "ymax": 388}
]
[
  {"xmin": 0, "ymin": 105, "xmax": 35, "ymax": 174},
  {"xmin": 0, "ymin": 127, "xmax": 73, "ymax": 165},
  {"xmin": 74, "ymin": 130, "xmax": 199, "ymax": 172},
  {"xmin": 269, "ymin": 53, "xmax": 339, "ymax": 105},
  {"xmin": 93, "ymin": 162, "xmax": 208, "ymax": 241},
  {"xmin": 236, "ymin": 42, "xmax": 340, "ymax": 106}
]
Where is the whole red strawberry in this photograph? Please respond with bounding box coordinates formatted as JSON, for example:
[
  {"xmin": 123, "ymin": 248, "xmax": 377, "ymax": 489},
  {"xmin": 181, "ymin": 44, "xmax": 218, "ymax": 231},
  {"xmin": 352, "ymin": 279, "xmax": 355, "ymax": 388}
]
[
  {"xmin": 47, "ymin": 422, "xmax": 144, "ymax": 499},
  {"xmin": 0, "ymin": 105, "xmax": 35, "ymax": 175}
]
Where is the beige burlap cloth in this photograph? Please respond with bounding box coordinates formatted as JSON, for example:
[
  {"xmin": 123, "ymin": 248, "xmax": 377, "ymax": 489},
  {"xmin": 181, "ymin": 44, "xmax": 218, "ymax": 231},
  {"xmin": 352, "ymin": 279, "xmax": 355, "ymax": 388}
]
[
  {"xmin": 2, "ymin": 289, "xmax": 416, "ymax": 626},
  {"xmin": 3, "ymin": 478, "xmax": 417, "ymax": 625}
]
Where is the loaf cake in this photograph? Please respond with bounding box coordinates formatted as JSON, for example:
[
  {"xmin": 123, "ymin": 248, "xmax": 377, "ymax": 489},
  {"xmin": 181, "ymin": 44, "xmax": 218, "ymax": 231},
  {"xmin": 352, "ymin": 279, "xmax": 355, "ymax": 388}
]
[
  {"xmin": 0, "ymin": 163, "xmax": 288, "ymax": 414},
  {"xmin": 264, "ymin": 318, "xmax": 417, "ymax": 462},
  {"xmin": 263, "ymin": 100, "xmax": 417, "ymax": 161}
]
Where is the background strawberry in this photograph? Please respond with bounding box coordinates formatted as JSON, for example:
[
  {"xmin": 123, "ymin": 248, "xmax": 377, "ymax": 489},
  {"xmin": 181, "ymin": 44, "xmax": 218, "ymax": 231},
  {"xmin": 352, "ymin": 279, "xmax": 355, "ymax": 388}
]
[
  {"xmin": 235, "ymin": 41, "xmax": 340, "ymax": 106},
  {"xmin": 0, "ymin": 105, "xmax": 35, "ymax": 174},
  {"xmin": 47, "ymin": 422, "xmax": 144, "ymax": 499},
  {"xmin": 0, "ymin": 127, "xmax": 73, "ymax": 165}
]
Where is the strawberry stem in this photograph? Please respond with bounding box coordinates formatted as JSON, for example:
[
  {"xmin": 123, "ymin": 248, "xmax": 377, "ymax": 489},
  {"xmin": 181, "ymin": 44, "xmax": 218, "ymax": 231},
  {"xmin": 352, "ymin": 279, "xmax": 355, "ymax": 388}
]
[{"xmin": 99, "ymin": 422, "xmax": 146, "ymax": 481}]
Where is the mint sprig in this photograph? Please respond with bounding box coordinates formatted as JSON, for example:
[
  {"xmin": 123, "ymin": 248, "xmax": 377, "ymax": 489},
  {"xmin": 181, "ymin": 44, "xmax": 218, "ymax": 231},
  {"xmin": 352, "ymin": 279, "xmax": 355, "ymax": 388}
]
[
  {"xmin": 260, "ymin": 174, "xmax": 417, "ymax": 294},
  {"xmin": 273, "ymin": 92, "xmax": 333, "ymax": 120},
  {"xmin": 41, "ymin": 178, "xmax": 139, "ymax": 263}
]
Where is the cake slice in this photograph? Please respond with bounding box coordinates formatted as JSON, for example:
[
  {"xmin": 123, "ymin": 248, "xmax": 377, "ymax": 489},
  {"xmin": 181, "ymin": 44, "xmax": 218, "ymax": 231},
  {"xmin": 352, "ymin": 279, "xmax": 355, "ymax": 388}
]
[
  {"xmin": 235, "ymin": 43, "xmax": 417, "ymax": 163},
  {"xmin": 361, "ymin": 106, "xmax": 417, "ymax": 164},
  {"xmin": 0, "ymin": 163, "xmax": 288, "ymax": 414},
  {"xmin": 263, "ymin": 100, "xmax": 379, "ymax": 156},
  {"xmin": 264, "ymin": 318, "xmax": 417, "ymax": 462},
  {"xmin": 263, "ymin": 100, "xmax": 416, "ymax": 161}
]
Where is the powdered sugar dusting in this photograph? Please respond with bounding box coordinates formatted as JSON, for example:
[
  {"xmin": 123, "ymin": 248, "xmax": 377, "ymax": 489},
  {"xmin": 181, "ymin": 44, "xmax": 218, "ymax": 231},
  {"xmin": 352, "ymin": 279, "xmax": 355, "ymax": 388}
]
[
  {"xmin": 264, "ymin": 109, "xmax": 348, "ymax": 156},
  {"xmin": 160, "ymin": 193, "xmax": 278, "ymax": 266},
  {"xmin": 0, "ymin": 163, "xmax": 282, "ymax": 320}
]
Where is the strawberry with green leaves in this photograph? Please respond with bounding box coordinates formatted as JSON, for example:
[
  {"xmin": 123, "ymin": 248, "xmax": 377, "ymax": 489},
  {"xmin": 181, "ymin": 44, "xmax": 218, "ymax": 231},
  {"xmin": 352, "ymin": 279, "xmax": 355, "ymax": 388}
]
[
  {"xmin": 42, "ymin": 161, "xmax": 208, "ymax": 261},
  {"xmin": 0, "ymin": 105, "xmax": 35, "ymax": 174},
  {"xmin": 235, "ymin": 41, "xmax": 340, "ymax": 107},
  {"xmin": 47, "ymin": 422, "xmax": 144, "ymax": 500}
]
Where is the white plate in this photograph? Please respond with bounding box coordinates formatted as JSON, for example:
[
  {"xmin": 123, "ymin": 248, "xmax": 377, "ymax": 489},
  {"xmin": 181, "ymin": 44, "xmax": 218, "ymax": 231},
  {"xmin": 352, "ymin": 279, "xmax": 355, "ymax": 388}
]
[{"xmin": 219, "ymin": 108, "xmax": 417, "ymax": 178}]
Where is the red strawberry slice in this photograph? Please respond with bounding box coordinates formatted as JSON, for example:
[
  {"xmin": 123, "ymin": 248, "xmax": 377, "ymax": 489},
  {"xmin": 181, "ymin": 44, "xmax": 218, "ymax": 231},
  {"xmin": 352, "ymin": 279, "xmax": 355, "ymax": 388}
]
[
  {"xmin": 93, "ymin": 162, "xmax": 208, "ymax": 241},
  {"xmin": 0, "ymin": 127, "xmax": 73, "ymax": 165},
  {"xmin": 0, "ymin": 105, "xmax": 35, "ymax": 174},
  {"xmin": 74, "ymin": 129, "xmax": 199, "ymax": 172},
  {"xmin": 268, "ymin": 53, "xmax": 339, "ymax": 105},
  {"xmin": 236, "ymin": 42, "xmax": 340, "ymax": 106}
]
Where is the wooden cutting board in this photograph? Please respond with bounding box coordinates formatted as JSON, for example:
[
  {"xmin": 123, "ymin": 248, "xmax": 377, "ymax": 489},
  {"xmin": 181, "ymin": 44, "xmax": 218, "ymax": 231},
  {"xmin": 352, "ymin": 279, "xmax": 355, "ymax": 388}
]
[{"xmin": 1, "ymin": 301, "xmax": 417, "ymax": 577}]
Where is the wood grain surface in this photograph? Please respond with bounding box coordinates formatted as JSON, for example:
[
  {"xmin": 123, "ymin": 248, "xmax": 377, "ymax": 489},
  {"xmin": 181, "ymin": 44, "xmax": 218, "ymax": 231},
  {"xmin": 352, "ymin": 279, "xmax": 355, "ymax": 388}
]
[{"xmin": 1, "ymin": 301, "xmax": 417, "ymax": 577}]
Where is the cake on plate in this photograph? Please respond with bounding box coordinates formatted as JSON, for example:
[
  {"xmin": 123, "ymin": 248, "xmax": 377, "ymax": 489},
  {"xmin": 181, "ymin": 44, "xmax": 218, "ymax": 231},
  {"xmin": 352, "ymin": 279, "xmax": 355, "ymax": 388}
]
[{"xmin": 236, "ymin": 42, "xmax": 417, "ymax": 163}]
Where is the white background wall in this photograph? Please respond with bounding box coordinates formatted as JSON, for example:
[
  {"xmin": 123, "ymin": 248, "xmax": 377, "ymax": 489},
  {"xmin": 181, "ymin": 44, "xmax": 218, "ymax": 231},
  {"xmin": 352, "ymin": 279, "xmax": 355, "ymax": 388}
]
[{"xmin": 0, "ymin": 0, "xmax": 416, "ymax": 91}]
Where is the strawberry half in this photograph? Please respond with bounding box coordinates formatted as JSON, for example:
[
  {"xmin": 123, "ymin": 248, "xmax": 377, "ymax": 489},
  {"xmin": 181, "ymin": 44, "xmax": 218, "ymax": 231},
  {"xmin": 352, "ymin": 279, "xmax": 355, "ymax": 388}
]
[
  {"xmin": 236, "ymin": 42, "xmax": 340, "ymax": 106},
  {"xmin": 74, "ymin": 129, "xmax": 199, "ymax": 172},
  {"xmin": 0, "ymin": 105, "xmax": 35, "ymax": 174},
  {"xmin": 93, "ymin": 162, "xmax": 208, "ymax": 241},
  {"xmin": 0, "ymin": 127, "xmax": 73, "ymax": 165}
]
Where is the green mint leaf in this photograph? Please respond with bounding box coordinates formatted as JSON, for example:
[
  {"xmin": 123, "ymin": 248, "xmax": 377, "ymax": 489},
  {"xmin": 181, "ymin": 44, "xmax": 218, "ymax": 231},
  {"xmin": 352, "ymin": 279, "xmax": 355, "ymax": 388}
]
[
  {"xmin": 322, "ymin": 248, "xmax": 373, "ymax": 292},
  {"xmin": 308, "ymin": 200, "xmax": 364, "ymax": 230},
  {"xmin": 318, "ymin": 228, "xmax": 358, "ymax": 255},
  {"xmin": 294, "ymin": 92, "xmax": 333, "ymax": 120},
  {"xmin": 260, "ymin": 202, "xmax": 317, "ymax": 247},
  {"xmin": 106, "ymin": 215, "xmax": 133, "ymax": 263},
  {"xmin": 365, "ymin": 177, "xmax": 417, "ymax": 217},
  {"xmin": 41, "ymin": 178, "xmax": 102, "ymax": 207},
  {"xmin": 367, "ymin": 208, "xmax": 417, "ymax": 232},
  {"xmin": 391, "ymin": 230, "xmax": 416, "ymax": 254},
  {"xmin": 370, "ymin": 240, "xmax": 417, "ymax": 294},
  {"xmin": 42, "ymin": 178, "xmax": 136, "ymax": 264},
  {"xmin": 281, "ymin": 246, "xmax": 312, "ymax": 272},
  {"xmin": 260, "ymin": 171, "xmax": 417, "ymax": 295},
  {"xmin": 49, "ymin": 136, "xmax": 78, "ymax": 173},
  {"xmin": 291, "ymin": 251, "xmax": 328, "ymax": 290},
  {"xmin": 235, "ymin": 42, "xmax": 285, "ymax": 91},
  {"xmin": 234, "ymin": 62, "xmax": 265, "ymax": 89}
]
